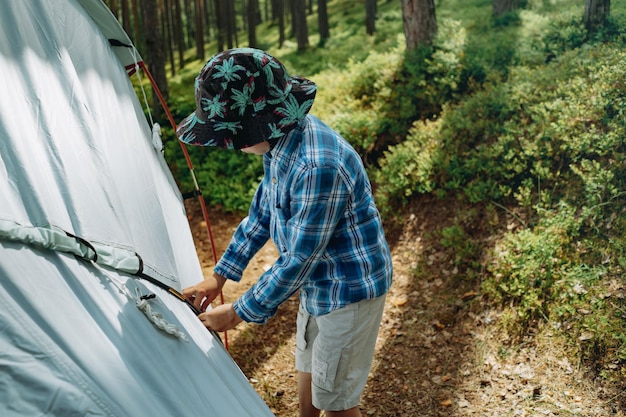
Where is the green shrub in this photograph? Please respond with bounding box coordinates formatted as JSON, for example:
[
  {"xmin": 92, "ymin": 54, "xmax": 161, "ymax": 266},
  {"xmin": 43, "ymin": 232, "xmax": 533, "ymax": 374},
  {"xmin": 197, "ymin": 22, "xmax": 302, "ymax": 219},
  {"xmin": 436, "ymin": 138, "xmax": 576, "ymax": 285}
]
[
  {"xmin": 376, "ymin": 44, "xmax": 626, "ymax": 208},
  {"xmin": 485, "ymin": 200, "xmax": 626, "ymax": 382},
  {"xmin": 164, "ymin": 137, "xmax": 262, "ymax": 214},
  {"xmin": 440, "ymin": 224, "xmax": 480, "ymax": 267},
  {"xmin": 485, "ymin": 203, "xmax": 582, "ymax": 322},
  {"xmin": 373, "ymin": 119, "xmax": 440, "ymax": 214},
  {"xmin": 538, "ymin": 11, "xmax": 588, "ymax": 61},
  {"xmin": 314, "ymin": 19, "xmax": 469, "ymax": 164}
]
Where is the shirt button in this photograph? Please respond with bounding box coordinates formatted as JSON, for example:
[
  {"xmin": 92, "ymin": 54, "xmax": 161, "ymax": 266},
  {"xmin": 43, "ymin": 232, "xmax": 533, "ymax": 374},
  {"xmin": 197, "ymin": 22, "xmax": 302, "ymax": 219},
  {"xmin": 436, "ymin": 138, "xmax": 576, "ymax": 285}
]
[{"xmin": 272, "ymin": 177, "xmax": 277, "ymax": 184}]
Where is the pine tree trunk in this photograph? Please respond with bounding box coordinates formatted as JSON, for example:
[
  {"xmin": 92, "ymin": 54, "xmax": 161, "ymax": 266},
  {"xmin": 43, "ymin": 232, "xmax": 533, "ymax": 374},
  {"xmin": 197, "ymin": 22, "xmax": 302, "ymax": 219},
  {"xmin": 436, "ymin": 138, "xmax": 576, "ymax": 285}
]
[
  {"xmin": 248, "ymin": 0, "xmax": 258, "ymax": 47},
  {"xmin": 273, "ymin": 0, "xmax": 285, "ymax": 47},
  {"xmin": 108, "ymin": 0, "xmax": 119, "ymax": 17},
  {"xmin": 401, "ymin": 0, "xmax": 437, "ymax": 50},
  {"xmin": 131, "ymin": 0, "xmax": 142, "ymax": 48},
  {"xmin": 214, "ymin": 0, "xmax": 225, "ymax": 51},
  {"xmin": 204, "ymin": 0, "xmax": 212, "ymax": 42},
  {"xmin": 317, "ymin": 0, "xmax": 329, "ymax": 43},
  {"xmin": 290, "ymin": 0, "xmax": 296, "ymax": 38},
  {"xmin": 164, "ymin": 0, "xmax": 176, "ymax": 76},
  {"xmin": 365, "ymin": 0, "xmax": 376, "ymax": 35},
  {"xmin": 493, "ymin": 0, "xmax": 518, "ymax": 17},
  {"xmin": 120, "ymin": 0, "xmax": 131, "ymax": 37},
  {"xmin": 195, "ymin": 0, "xmax": 205, "ymax": 60},
  {"xmin": 140, "ymin": 0, "xmax": 168, "ymax": 118},
  {"xmin": 584, "ymin": 0, "xmax": 610, "ymax": 31},
  {"xmin": 184, "ymin": 0, "xmax": 194, "ymax": 49},
  {"xmin": 225, "ymin": 0, "xmax": 235, "ymax": 48},
  {"xmin": 228, "ymin": 0, "xmax": 238, "ymax": 47},
  {"xmin": 293, "ymin": 0, "xmax": 308, "ymax": 50},
  {"xmin": 174, "ymin": 0, "xmax": 185, "ymax": 69}
]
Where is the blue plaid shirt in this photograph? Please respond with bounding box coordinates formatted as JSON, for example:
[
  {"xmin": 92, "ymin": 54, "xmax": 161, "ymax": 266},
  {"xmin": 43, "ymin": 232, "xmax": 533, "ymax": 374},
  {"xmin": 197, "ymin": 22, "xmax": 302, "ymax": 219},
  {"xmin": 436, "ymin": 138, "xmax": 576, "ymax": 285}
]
[{"xmin": 214, "ymin": 115, "xmax": 393, "ymax": 323}]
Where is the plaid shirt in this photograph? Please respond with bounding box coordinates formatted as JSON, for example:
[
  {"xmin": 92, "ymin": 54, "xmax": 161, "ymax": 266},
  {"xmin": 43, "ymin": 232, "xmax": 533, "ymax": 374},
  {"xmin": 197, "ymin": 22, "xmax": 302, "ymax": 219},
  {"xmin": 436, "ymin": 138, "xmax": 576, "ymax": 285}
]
[{"xmin": 214, "ymin": 115, "xmax": 393, "ymax": 323}]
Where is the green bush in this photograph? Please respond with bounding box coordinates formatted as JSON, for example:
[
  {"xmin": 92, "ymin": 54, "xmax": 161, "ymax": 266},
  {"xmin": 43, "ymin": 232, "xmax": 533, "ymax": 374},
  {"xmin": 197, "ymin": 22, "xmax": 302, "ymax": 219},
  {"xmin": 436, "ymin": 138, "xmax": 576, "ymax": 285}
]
[
  {"xmin": 485, "ymin": 203, "xmax": 582, "ymax": 322},
  {"xmin": 164, "ymin": 136, "xmax": 262, "ymax": 214},
  {"xmin": 375, "ymin": 37, "xmax": 626, "ymax": 383},
  {"xmin": 313, "ymin": 19, "xmax": 470, "ymax": 164},
  {"xmin": 538, "ymin": 11, "xmax": 588, "ymax": 61},
  {"xmin": 373, "ymin": 119, "xmax": 440, "ymax": 214},
  {"xmin": 484, "ymin": 199, "xmax": 626, "ymax": 382},
  {"xmin": 375, "ymin": 44, "xmax": 626, "ymax": 208}
]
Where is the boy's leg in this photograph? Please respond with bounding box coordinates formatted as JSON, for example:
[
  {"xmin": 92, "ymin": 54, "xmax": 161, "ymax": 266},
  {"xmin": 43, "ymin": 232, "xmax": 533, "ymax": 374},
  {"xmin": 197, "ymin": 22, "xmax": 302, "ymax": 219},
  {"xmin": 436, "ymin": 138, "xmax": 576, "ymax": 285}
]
[
  {"xmin": 326, "ymin": 406, "xmax": 362, "ymax": 417},
  {"xmin": 298, "ymin": 371, "xmax": 362, "ymax": 417},
  {"xmin": 295, "ymin": 295, "xmax": 386, "ymax": 415},
  {"xmin": 298, "ymin": 371, "xmax": 320, "ymax": 417}
]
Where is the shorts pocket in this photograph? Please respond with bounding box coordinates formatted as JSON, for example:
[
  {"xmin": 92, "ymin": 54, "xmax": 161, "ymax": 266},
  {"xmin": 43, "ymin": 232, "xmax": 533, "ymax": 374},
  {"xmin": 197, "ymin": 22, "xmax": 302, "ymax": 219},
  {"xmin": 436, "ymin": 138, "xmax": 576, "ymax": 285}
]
[{"xmin": 311, "ymin": 341, "xmax": 341, "ymax": 392}]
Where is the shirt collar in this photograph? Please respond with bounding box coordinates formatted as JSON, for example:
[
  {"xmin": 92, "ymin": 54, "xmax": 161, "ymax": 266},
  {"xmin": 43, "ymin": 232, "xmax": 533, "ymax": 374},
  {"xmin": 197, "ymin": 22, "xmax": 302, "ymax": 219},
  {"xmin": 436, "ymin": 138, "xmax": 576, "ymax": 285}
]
[{"xmin": 268, "ymin": 116, "xmax": 308, "ymax": 160}]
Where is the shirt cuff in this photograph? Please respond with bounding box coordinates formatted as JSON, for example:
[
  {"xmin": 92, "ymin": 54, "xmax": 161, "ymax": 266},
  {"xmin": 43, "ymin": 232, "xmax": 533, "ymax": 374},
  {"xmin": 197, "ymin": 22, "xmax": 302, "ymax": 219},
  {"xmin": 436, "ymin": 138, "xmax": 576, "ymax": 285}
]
[
  {"xmin": 213, "ymin": 258, "xmax": 245, "ymax": 283},
  {"xmin": 233, "ymin": 289, "xmax": 276, "ymax": 324}
]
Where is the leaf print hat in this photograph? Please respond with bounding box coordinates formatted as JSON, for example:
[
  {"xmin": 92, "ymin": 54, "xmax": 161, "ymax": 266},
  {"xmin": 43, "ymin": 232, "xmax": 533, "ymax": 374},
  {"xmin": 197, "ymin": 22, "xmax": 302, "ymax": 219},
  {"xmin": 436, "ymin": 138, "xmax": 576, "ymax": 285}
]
[{"xmin": 176, "ymin": 48, "xmax": 317, "ymax": 150}]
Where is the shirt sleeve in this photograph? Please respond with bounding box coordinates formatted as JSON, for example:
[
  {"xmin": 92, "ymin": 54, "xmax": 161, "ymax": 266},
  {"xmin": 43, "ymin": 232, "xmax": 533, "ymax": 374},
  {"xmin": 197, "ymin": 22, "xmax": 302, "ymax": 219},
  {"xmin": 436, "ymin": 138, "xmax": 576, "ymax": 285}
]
[
  {"xmin": 213, "ymin": 178, "xmax": 271, "ymax": 282},
  {"xmin": 234, "ymin": 163, "xmax": 352, "ymax": 323}
]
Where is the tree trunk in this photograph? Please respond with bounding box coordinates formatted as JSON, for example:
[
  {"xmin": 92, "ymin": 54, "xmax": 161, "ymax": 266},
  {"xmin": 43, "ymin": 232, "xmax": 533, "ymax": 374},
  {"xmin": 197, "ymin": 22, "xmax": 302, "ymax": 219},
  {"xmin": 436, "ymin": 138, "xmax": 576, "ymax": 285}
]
[
  {"xmin": 140, "ymin": 0, "xmax": 168, "ymax": 119},
  {"xmin": 493, "ymin": 0, "xmax": 518, "ymax": 17},
  {"xmin": 195, "ymin": 0, "xmax": 205, "ymax": 60},
  {"xmin": 584, "ymin": 0, "xmax": 610, "ymax": 31},
  {"xmin": 247, "ymin": 0, "xmax": 258, "ymax": 47},
  {"xmin": 164, "ymin": 0, "xmax": 176, "ymax": 76},
  {"xmin": 292, "ymin": 0, "xmax": 308, "ymax": 50},
  {"xmin": 184, "ymin": 0, "xmax": 194, "ymax": 50},
  {"xmin": 317, "ymin": 0, "xmax": 329, "ymax": 43},
  {"xmin": 289, "ymin": 0, "xmax": 296, "ymax": 38},
  {"xmin": 365, "ymin": 0, "xmax": 376, "ymax": 35},
  {"xmin": 173, "ymin": 0, "xmax": 185, "ymax": 69},
  {"xmin": 204, "ymin": 0, "xmax": 212, "ymax": 42},
  {"xmin": 272, "ymin": 0, "xmax": 286, "ymax": 47},
  {"xmin": 401, "ymin": 0, "xmax": 437, "ymax": 50},
  {"xmin": 131, "ymin": 0, "xmax": 142, "ymax": 47},
  {"xmin": 227, "ymin": 0, "xmax": 238, "ymax": 48},
  {"xmin": 120, "ymin": 0, "xmax": 131, "ymax": 37},
  {"xmin": 242, "ymin": 0, "xmax": 248, "ymax": 33},
  {"xmin": 108, "ymin": 0, "xmax": 119, "ymax": 17},
  {"xmin": 214, "ymin": 0, "xmax": 225, "ymax": 51}
]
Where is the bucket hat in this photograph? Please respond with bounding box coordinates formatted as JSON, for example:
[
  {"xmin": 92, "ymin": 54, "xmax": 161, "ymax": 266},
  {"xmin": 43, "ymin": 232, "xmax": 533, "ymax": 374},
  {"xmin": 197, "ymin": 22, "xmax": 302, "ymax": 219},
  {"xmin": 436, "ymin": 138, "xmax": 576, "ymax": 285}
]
[{"xmin": 176, "ymin": 48, "xmax": 317, "ymax": 150}]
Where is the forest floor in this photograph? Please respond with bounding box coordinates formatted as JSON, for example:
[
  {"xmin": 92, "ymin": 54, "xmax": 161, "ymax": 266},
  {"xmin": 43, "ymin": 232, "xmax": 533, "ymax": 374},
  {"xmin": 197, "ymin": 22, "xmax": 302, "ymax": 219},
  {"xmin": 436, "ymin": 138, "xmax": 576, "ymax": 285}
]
[{"xmin": 186, "ymin": 198, "xmax": 624, "ymax": 417}]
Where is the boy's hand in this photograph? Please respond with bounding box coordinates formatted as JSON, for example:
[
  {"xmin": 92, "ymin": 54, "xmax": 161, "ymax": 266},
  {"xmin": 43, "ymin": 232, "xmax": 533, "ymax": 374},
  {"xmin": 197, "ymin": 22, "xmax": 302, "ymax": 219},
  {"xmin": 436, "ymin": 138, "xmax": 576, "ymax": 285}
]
[
  {"xmin": 182, "ymin": 273, "xmax": 227, "ymax": 312},
  {"xmin": 198, "ymin": 303, "xmax": 243, "ymax": 332}
]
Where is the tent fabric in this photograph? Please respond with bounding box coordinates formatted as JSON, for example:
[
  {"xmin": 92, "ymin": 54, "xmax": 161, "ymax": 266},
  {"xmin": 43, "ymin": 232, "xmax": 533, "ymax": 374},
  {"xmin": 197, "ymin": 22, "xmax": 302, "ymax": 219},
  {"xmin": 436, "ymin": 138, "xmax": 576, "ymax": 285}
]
[
  {"xmin": 76, "ymin": 0, "xmax": 142, "ymax": 69},
  {"xmin": 0, "ymin": 0, "xmax": 275, "ymax": 416}
]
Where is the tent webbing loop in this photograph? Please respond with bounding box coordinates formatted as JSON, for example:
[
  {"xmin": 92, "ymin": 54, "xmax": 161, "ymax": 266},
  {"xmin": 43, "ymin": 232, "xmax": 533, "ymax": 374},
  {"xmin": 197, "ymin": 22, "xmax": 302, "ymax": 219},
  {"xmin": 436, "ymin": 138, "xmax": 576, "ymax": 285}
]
[
  {"xmin": 134, "ymin": 60, "xmax": 228, "ymax": 350},
  {"xmin": 108, "ymin": 38, "xmax": 132, "ymax": 48},
  {"xmin": 0, "ymin": 219, "xmax": 227, "ymax": 342},
  {"xmin": 182, "ymin": 189, "xmax": 203, "ymax": 200}
]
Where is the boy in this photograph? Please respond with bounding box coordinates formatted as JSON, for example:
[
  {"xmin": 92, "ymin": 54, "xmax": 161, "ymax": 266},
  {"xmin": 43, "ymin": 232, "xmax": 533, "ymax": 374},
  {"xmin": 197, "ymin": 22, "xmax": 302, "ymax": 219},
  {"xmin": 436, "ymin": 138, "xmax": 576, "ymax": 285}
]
[{"xmin": 178, "ymin": 48, "xmax": 393, "ymax": 417}]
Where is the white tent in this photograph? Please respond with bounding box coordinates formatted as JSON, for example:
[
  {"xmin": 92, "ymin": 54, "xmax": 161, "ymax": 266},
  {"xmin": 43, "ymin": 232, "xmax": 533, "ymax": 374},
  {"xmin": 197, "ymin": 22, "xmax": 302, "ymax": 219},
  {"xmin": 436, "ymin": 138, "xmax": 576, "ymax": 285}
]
[{"xmin": 0, "ymin": 0, "xmax": 274, "ymax": 415}]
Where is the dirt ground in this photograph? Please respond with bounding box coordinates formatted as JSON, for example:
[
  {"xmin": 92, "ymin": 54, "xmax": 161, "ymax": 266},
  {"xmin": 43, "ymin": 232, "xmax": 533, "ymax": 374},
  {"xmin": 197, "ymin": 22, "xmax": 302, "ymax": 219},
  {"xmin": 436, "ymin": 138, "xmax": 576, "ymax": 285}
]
[{"xmin": 185, "ymin": 198, "xmax": 624, "ymax": 417}]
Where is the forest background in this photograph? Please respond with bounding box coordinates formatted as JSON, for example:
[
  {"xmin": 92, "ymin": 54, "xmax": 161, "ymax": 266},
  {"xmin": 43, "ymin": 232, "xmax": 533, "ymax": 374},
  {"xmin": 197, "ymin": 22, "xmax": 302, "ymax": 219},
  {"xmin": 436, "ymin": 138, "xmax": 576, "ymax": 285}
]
[{"xmin": 104, "ymin": 0, "xmax": 626, "ymax": 414}]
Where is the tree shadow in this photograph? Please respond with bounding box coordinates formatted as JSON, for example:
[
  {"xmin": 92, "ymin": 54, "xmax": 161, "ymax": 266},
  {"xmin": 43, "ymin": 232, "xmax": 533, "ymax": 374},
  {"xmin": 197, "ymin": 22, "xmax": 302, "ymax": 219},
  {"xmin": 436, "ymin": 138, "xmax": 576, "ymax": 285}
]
[
  {"xmin": 361, "ymin": 194, "xmax": 490, "ymax": 416},
  {"xmin": 227, "ymin": 296, "xmax": 299, "ymax": 378}
]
